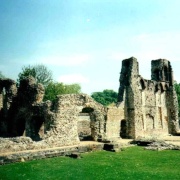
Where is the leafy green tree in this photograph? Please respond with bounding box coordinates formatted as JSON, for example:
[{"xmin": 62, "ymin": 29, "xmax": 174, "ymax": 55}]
[
  {"xmin": 63, "ymin": 84, "xmax": 81, "ymax": 94},
  {"xmin": 44, "ymin": 82, "xmax": 81, "ymax": 101},
  {"xmin": 17, "ymin": 65, "xmax": 81, "ymax": 101},
  {"xmin": 17, "ymin": 64, "xmax": 52, "ymax": 87},
  {"xmin": 91, "ymin": 89, "xmax": 118, "ymax": 106}
]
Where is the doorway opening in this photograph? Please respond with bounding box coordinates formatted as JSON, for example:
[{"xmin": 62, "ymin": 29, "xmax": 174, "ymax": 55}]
[
  {"xmin": 120, "ymin": 119, "xmax": 127, "ymax": 138},
  {"xmin": 78, "ymin": 107, "xmax": 94, "ymax": 141}
]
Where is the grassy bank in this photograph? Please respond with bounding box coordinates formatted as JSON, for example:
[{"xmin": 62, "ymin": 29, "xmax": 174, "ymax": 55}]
[{"xmin": 0, "ymin": 146, "xmax": 180, "ymax": 180}]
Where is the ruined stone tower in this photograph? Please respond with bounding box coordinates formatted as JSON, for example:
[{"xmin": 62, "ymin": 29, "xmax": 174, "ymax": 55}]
[{"xmin": 117, "ymin": 57, "xmax": 179, "ymax": 138}]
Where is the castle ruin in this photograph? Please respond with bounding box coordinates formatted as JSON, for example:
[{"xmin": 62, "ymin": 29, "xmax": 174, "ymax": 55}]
[
  {"xmin": 117, "ymin": 57, "xmax": 179, "ymax": 138},
  {"xmin": 0, "ymin": 57, "xmax": 179, "ymax": 151}
]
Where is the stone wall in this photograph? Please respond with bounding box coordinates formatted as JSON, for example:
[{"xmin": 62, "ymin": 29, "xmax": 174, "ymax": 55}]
[
  {"xmin": 0, "ymin": 77, "xmax": 108, "ymax": 149},
  {"xmin": 117, "ymin": 57, "xmax": 179, "ymax": 139},
  {"xmin": 48, "ymin": 94, "xmax": 107, "ymax": 143},
  {"xmin": 0, "ymin": 57, "xmax": 179, "ymax": 152},
  {"xmin": 106, "ymin": 103, "xmax": 125, "ymax": 140}
]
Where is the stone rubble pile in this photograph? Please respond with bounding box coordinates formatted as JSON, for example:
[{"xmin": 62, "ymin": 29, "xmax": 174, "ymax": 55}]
[{"xmin": 145, "ymin": 141, "xmax": 180, "ymax": 150}]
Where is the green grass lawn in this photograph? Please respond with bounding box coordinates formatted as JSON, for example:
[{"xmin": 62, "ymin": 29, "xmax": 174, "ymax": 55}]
[{"xmin": 0, "ymin": 146, "xmax": 180, "ymax": 180}]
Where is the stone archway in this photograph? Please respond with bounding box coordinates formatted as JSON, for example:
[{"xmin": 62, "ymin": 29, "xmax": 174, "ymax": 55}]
[
  {"xmin": 42, "ymin": 94, "xmax": 107, "ymax": 146},
  {"xmin": 78, "ymin": 107, "xmax": 94, "ymax": 141}
]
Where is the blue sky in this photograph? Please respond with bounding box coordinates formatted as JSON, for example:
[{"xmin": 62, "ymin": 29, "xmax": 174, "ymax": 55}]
[{"xmin": 1, "ymin": 0, "xmax": 180, "ymax": 94}]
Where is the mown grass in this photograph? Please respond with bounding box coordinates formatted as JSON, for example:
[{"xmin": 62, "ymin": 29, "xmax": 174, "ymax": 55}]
[{"xmin": 0, "ymin": 146, "xmax": 180, "ymax": 180}]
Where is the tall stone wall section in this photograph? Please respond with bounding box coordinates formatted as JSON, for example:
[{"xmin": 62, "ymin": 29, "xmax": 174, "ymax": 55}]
[
  {"xmin": 117, "ymin": 57, "xmax": 179, "ymax": 139},
  {"xmin": 43, "ymin": 94, "xmax": 107, "ymax": 146},
  {"xmin": 0, "ymin": 76, "xmax": 107, "ymax": 148}
]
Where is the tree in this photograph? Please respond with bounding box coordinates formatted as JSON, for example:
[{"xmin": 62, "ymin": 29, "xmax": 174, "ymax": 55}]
[
  {"xmin": 91, "ymin": 89, "xmax": 118, "ymax": 106},
  {"xmin": 63, "ymin": 84, "xmax": 81, "ymax": 94},
  {"xmin": 17, "ymin": 64, "xmax": 52, "ymax": 87},
  {"xmin": 44, "ymin": 82, "xmax": 81, "ymax": 101},
  {"xmin": 34, "ymin": 65, "xmax": 53, "ymax": 87}
]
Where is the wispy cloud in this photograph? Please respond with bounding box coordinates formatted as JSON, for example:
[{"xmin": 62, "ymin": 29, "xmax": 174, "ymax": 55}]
[{"xmin": 58, "ymin": 74, "xmax": 89, "ymax": 84}]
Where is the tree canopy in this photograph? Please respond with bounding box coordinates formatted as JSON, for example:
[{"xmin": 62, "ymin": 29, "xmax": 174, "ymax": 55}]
[
  {"xmin": 17, "ymin": 64, "xmax": 52, "ymax": 87},
  {"xmin": 17, "ymin": 64, "xmax": 82, "ymax": 101},
  {"xmin": 91, "ymin": 89, "xmax": 118, "ymax": 106},
  {"xmin": 44, "ymin": 82, "xmax": 81, "ymax": 101}
]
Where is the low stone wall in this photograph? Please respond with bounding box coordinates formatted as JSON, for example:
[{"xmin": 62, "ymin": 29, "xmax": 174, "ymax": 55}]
[
  {"xmin": 0, "ymin": 143, "xmax": 104, "ymax": 165},
  {"xmin": 0, "ymin": 137, "xmax": 134, "ymax": 165}
]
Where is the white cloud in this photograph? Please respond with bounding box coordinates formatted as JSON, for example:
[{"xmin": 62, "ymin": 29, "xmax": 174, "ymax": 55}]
[
  {"xmin": 37, "ymin": 54, "xmax": 90, "ymax": 66},
  {"xmin": 58, "ymin": 74, "xmax": 89, "ymax": 84}
]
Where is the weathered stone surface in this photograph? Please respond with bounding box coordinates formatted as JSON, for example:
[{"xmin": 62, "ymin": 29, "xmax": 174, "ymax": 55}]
[
  {"xmin": 106, "ymin": 104, "xmax": 125, "ymax": 140},
  {"xmin": 145, "ymin": 141, "xmax": 180, "ymax": 151},
  {"xmin": 43, "ymin": 93, "xmax": 107, "ymax": 145},
  {"xmin": 117, "ymin": 57, "xmax": 179, "ymax": 139},
  {"xmin": 0, "ymin": 143, "xmax": 106, "ymax": 165},
  {"xmin": 0, "ymin": 76, "xmax": 107, "ymax": 150},
  {"xmin": 0, "ymin": 57, "xmax": 179, "ymax": 155}
]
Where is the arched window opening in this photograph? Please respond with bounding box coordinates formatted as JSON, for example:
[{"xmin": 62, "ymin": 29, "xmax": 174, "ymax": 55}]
[
  {"xmin": 120, "ymin": 119, "xmax": 127, "ymax": 138},
  {"xmin": 140, "ymin": 79, "xmax": 146, "ymax": 91},
  {"xmin": 146, "ymin": 114, "xmax": 154, "ymax": 130}
]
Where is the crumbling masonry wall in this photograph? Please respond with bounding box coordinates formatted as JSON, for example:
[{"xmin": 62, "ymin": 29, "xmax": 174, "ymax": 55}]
[
  {"xmin": 43, "ymin": 93, "xmax": 107, "ymax": 146},
  {"xmin": 105, "ymin": 103, "xmax": 125, "ymax": 140},
  {"xmin": 0, "ymin": 77, "xmax": 107, "ymax": 148},
  {"xmin": 0, "ymin": 57, "xmax": 179, "ymax": 150},
  {"xmin": 117, "ymin": 57, "xmax": 179, "ymax": 139}
]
